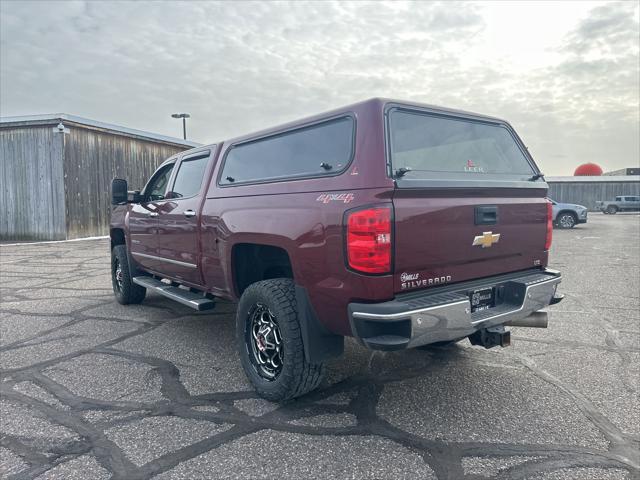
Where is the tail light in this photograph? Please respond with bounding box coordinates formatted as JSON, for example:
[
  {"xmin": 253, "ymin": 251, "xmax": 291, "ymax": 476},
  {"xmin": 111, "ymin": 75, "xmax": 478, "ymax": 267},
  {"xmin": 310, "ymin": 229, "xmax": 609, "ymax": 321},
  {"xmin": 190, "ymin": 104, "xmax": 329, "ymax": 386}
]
[
  {"xmin": 545, "ymin": 200, "xmax": 553, "ymax": 250},
  {"xmin": 346, "ymin": 205, "xmax": 392, "ymax": 274}
]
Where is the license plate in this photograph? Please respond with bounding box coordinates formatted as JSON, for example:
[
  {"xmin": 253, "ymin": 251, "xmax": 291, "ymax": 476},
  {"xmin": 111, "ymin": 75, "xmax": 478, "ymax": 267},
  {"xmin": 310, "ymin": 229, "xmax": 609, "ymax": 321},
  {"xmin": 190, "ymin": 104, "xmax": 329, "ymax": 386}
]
[{"xmin": 470, "ymin": 287, "xmax": 495, "ymax": 312}]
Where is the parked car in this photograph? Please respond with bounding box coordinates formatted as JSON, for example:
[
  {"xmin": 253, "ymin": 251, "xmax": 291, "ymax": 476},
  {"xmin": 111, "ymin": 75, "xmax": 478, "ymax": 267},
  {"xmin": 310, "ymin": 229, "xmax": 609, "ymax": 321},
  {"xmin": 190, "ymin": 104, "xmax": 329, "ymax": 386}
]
[
  {"xmin": 550, "ymin": 199, "xmax": 588, "ymax": 228},
  {"xmin": 596, "ymin": 196, "xmax": 640, "ymax": 214},
  {"xmin": 109, "ymin": 98, "xmax": 563, "ymax": 401}
]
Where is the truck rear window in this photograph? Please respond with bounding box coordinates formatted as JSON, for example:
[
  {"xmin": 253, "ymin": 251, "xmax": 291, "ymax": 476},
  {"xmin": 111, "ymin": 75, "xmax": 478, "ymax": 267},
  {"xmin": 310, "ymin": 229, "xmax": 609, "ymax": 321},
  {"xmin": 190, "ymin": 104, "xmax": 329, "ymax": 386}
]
[
  {"xmin": 388, "ymin": 109, "xmax": 535, "ymax": 181},
  {"xmin": 219, "ymin": 116, "xmax": 354, "ymax": 185}
]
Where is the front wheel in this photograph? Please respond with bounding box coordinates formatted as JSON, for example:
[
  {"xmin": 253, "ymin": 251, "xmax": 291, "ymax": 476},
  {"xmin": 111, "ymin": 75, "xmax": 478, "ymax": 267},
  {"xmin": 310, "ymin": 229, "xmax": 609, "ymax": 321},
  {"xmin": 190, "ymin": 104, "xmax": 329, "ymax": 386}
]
[
  {"xmin": 111, "ymin": 245, "xmax": 146, "ymax": 305},
  {"xmin": 606, "ymin": 205, "xmax": 618, "ymax": 214},
  {"xmin": 236, "ymin": 278, "xmax": 324, "ymax": 401},
  {"xmin": 557, "ymin": 212, "xmax": 577, "ymax": 229}
]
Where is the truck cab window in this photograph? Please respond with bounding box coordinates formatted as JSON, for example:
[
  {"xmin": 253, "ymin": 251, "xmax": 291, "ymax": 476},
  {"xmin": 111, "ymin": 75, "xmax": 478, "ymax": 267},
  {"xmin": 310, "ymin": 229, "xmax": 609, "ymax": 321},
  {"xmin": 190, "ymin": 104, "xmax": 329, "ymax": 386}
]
[{"xmin": 145, "ymin": 164, "xmax": 174, "ymax": 201}]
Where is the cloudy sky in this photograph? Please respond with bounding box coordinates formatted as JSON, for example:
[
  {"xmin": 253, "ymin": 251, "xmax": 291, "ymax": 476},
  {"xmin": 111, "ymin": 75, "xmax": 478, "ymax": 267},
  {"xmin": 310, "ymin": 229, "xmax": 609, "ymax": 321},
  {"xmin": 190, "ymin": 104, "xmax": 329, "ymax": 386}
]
[{"xmin": 1, "ymin": 1, "xmax": 638, "ymax": 175}]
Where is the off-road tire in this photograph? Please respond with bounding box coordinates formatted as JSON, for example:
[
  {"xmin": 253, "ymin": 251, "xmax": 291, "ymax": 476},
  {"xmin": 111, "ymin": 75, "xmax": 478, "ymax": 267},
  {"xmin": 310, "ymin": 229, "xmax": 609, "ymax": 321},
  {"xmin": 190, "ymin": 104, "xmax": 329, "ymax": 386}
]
[
  {"xmin": 606, "ymin": 205, "xmax": 618, "ymax": 214},
  {"xmin": 111, "ymin": 245, "xmax": 146, "ymax": 305},
  {"xmin": 236, "ymin": 278, "xmax": 324, "ymax": 401},
  {"xmin": 557, "ymin": 212, "xmax": 577, "ymax": 229}
]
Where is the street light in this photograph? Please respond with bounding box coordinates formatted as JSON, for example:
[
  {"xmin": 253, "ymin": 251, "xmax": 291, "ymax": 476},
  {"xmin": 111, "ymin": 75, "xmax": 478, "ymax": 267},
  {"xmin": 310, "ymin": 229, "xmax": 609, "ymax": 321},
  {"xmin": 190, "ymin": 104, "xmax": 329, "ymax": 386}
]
[{"xmin": 171, "ymin": 113, "xmax": 190, "ymax": 140}]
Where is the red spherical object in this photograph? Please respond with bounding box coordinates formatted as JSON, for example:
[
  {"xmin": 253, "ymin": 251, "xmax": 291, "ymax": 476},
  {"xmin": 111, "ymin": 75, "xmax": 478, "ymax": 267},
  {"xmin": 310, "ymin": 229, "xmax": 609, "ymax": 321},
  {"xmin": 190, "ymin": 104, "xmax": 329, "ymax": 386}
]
[{"xmin": 574, "ymin": 163, "xmax": 603, "ymax": 176}]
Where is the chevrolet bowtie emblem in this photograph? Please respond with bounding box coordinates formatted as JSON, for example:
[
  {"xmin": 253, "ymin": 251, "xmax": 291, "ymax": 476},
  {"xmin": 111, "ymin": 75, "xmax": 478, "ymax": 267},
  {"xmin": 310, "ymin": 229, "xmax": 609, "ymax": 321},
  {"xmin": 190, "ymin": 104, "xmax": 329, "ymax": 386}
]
[{"xmin": 473, "ymin": 231, "xmax": 500, "ymax": 248}]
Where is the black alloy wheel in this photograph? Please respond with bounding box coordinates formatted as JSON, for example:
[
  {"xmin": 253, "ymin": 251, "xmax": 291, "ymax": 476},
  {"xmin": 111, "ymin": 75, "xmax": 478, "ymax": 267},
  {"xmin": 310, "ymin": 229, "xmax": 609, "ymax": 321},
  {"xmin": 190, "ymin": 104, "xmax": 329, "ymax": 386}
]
[
  {"xmin": 111, "ymin": 245, "xmax": 146, "ymax": 305},
  {"xmin": 247, "ymin": 303, "xmax": 284, "ymax": 380},
  {"xmin": 236, "ymin": 278, "xmax": 324, "ymax": 401}
]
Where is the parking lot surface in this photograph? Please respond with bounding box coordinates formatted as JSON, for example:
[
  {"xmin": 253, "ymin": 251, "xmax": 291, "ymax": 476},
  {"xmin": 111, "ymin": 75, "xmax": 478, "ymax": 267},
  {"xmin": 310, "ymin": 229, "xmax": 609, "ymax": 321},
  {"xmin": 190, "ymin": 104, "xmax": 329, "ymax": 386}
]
[{"xmin": 1, "ymin": 213, "xmax": 639, "ymax": 480}]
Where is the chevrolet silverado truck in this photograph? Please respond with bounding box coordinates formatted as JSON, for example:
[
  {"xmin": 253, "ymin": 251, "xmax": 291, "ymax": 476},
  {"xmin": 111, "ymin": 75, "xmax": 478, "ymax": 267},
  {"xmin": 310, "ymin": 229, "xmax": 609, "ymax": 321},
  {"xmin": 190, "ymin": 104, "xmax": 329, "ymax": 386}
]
[
  {"xmin": 110, "ymin": 98, "xmax": 563, "ymax": 401},
  {"xmin": 596, "ymin": 195, "xmax": 640, "ymax": 214}
]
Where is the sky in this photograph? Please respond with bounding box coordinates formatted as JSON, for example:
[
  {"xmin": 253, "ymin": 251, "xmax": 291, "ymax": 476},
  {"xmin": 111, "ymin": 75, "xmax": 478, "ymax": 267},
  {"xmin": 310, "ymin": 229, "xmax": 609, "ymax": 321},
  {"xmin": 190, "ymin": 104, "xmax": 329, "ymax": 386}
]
[{"xmin": 1, "ymin": 1, "xmax": 638, "ymax": 176}]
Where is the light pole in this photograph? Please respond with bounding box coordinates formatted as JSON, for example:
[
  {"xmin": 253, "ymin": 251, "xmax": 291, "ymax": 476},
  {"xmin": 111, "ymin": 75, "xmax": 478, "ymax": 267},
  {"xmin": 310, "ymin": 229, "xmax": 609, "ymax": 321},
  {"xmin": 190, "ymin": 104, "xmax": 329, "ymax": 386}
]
[{"xmin": 171, "ymin": 113, "xmax": 190, "ymax": 140}]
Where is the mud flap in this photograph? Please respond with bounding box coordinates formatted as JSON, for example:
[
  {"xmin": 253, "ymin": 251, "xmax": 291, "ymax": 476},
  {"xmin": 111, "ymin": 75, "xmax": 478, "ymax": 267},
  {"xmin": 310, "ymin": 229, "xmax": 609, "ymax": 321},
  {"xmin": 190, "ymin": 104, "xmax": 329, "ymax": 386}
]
[{"xmin": 295, "ymin": 286, "xmax": 344, "ymax": 363}]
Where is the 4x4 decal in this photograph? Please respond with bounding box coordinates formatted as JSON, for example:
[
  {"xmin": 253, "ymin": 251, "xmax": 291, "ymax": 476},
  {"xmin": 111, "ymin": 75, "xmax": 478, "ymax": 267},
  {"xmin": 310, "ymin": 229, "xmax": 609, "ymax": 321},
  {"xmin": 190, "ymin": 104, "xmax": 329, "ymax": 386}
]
[{"xmin": 316, "ymin": 193, "xmax": 355, "ymax": 204}]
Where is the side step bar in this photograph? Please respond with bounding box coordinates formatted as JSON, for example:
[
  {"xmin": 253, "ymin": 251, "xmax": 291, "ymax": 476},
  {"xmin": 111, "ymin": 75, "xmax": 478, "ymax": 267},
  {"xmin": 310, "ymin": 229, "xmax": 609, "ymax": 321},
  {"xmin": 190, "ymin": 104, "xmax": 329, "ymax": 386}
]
[{"xmin": 132, "ymin": 276, "xmax": 215, "ymax": 311}]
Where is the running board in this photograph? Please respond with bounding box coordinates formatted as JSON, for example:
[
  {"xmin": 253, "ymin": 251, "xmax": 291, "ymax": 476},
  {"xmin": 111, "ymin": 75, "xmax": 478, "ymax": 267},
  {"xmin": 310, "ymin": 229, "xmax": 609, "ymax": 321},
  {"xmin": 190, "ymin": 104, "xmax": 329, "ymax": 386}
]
[{"xmin": 132, "ymin": 276, "xmax": 215, "ymax": 311}]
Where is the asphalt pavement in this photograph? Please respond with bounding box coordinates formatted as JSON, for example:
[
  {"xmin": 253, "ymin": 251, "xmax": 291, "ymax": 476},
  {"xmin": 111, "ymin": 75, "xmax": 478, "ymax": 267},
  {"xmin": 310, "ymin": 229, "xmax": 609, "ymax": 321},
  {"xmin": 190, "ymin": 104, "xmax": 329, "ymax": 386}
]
[{"xmin": 1, "ymin": 213, "xmax": 639, "ymax": 479}]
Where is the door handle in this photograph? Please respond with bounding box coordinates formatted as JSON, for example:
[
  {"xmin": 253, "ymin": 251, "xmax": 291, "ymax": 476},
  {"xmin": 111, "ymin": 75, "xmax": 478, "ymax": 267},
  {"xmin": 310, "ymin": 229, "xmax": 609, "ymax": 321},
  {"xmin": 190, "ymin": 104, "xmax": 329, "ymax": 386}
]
[
  {"xmin": 184, "ymin": 209, "xmax": 196, "ymax": 218},
  {"xmin": 148, "ymin": 212, "xmax": 159, "ymax": 217}
]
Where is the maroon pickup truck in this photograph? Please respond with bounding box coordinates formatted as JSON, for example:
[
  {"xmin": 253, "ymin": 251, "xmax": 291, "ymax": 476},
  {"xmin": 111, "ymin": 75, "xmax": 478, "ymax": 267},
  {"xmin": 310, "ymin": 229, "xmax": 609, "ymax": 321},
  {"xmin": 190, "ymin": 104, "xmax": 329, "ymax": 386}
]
[{"xmin": 110, "ymin": 98, "xmax": 563, "ymax": 401}]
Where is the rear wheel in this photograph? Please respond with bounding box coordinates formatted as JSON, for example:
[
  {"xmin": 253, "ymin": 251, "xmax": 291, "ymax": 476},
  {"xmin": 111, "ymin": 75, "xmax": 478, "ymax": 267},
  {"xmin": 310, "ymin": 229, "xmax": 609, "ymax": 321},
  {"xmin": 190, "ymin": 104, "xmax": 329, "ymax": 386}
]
[
  {"xmin": 111, "ymin": 245, "xmax": 146, "ymax": 305},
  {"xmin": 557, "ymin": 212, "xmax": 577, "ymax": 229},
  {"xmin": 236, "ymin": 278, "xmax": 324, "ymax": 401},
  {"xmin": 606, "ymin": 205, "xmax": 618, "ymax": 214}
]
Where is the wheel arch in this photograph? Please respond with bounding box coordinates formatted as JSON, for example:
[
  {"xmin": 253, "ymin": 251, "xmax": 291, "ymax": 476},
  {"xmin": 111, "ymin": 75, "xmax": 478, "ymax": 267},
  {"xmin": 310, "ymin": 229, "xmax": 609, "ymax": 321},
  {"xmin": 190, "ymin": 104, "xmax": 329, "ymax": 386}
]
[
  {"xmin": 556, "ymin": 209, "xmax": 578, "ymax": 221},
  {"xmin": 231, "ymin": 242, "xmax": 295, "ymax": 298}
]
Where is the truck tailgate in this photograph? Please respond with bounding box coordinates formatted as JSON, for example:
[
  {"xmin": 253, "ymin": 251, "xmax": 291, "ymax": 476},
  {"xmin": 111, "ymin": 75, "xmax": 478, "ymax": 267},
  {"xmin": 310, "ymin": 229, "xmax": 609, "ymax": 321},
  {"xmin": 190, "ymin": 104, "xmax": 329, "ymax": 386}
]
[{"xmin": 392, "ymin": 189, "xmax": 549, "ymax": 293}]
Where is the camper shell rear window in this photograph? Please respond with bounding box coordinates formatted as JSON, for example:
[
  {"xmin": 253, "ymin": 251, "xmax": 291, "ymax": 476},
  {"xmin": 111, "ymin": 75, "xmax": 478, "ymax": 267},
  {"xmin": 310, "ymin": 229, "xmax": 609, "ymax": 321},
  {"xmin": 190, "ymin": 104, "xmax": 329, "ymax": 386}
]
[{"xmin": 387, "ymin": 108, "xmax": 536, "ymax": 182}]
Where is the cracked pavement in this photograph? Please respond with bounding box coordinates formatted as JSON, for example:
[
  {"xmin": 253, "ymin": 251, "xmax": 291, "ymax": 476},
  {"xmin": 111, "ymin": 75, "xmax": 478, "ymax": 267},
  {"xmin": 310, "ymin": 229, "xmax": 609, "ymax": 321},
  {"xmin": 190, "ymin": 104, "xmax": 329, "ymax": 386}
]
[{"xmin": 1, "ymin": 213, "xmax": 639, "ymax": 479}]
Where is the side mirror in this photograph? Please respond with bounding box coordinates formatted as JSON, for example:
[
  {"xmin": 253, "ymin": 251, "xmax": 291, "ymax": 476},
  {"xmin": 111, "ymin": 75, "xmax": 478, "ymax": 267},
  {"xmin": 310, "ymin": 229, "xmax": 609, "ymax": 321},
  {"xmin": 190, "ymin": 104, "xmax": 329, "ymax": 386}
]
[
  {"xmin": 111, "ymin": 178, "xmax": 128, "ymax": 205},
  {"xmin": 128, "ymin": 190, "xmax": 142, "ymax": 203}
]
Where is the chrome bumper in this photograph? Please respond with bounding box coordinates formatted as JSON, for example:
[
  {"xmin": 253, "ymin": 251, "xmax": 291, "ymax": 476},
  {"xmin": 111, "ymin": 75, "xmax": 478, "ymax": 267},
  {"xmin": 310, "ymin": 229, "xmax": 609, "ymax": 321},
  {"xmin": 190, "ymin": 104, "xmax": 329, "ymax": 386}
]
[{"xmin": 348, "ymin": 269, "xmax": 562, "ymax": 350}]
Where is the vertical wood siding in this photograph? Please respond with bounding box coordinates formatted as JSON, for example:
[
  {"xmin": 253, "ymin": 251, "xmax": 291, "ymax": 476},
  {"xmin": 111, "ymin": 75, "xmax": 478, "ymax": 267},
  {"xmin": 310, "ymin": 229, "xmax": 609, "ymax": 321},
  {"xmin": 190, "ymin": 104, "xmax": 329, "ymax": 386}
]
[
  {"xmin": 1, "ymin": 124, "xmax": 189, "ymax": 240},
  {"xmin": 548, "ymin": 181, "xmax": 640, "ymax": 211},
  {"xmin": 63, "ymin": 127, "xmax": 186, "ymax": 239},
  {"xmin": 0, "ymin": 127, "xmax": 66, "ymax": 240}
]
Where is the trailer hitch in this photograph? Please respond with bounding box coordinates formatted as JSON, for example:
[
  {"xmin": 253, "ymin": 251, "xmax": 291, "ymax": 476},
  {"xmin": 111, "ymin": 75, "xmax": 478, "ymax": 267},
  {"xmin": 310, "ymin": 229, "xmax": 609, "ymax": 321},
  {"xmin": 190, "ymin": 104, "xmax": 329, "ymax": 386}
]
[{"xmin": 469, "ymin": 325, "xmax": 511, "ymax": 349}]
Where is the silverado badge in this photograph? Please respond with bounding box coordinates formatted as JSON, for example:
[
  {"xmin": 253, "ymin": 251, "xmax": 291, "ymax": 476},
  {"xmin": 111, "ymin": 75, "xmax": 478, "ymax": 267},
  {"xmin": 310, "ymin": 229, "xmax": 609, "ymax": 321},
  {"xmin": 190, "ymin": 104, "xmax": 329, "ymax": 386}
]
[{"xmin": 473, "ymin": 231, "xmax": 500, "ymax": 248}]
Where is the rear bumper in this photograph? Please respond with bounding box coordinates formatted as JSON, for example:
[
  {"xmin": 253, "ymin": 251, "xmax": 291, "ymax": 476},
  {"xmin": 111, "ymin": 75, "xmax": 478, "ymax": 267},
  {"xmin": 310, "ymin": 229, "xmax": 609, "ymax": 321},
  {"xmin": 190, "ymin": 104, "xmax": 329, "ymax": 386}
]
[{"xmin": 348, "ymin": 269, "xmax": 562, "ymax": 351}]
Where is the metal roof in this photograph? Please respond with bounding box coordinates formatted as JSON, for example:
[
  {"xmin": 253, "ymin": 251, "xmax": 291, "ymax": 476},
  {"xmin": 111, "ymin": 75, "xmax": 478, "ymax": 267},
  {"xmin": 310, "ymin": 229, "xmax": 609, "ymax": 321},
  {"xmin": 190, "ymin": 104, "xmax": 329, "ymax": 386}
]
[
  {"xmin": 545, "ymin": 175, "xmax": 640, "ymax": 183},
  {"xmin": 0, "ymin": 113, "xmax": 200, "ymax": 148}
]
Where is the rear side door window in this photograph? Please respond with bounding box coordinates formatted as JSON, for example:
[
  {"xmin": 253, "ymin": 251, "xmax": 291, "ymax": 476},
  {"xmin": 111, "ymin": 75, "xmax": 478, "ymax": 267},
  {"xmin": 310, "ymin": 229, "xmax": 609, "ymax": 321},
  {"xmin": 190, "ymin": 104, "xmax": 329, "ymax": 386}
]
[{"xmin": 170, "ymin": 154, "xmax": 210, "ymax": 199}]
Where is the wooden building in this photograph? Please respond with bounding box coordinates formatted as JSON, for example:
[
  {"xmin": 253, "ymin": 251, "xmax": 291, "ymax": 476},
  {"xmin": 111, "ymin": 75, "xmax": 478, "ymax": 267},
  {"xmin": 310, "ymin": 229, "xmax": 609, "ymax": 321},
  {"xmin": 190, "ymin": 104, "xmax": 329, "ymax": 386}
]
[{"xmin": 0, "ymin": 114, "xmax": 198, "ymax": 241}]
